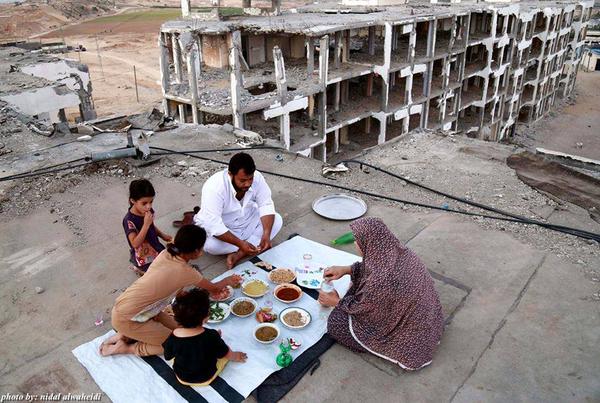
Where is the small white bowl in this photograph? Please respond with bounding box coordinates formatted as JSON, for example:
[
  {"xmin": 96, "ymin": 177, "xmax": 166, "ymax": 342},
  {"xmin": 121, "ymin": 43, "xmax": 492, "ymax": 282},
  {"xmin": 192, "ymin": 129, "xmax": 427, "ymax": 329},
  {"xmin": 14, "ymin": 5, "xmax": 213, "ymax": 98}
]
[
  {"xmin": 230, "ymin": 297, "xmax": 257, "ymax": 318},
  {"xmin": 268, "ymin": 268, "xmax": 297, "ymax": 285},
  {"xmin": 273, "ymin": 284, "xmax": 303, "ymax": 304},
  {"xmin": 254, "ymin": 323, "xmax": 280, "ymax": 344},
  {"xmin": 280, "ymin": 307, "xmax": 311, "ymax": 329},
  {"xmin": 242, "ymin": 279, "xmax": 269, "ymax": 298},
  {"xmin": 208, "ymin": 302, "xmax": 231, "ymax": 324}
]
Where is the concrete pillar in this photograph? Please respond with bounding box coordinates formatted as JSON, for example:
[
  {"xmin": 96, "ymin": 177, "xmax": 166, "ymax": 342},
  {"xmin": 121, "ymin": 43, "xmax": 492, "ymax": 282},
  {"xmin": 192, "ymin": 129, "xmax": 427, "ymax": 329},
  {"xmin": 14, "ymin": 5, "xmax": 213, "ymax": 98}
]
[
  {"xmin": 306, "ymin": 38, "xmax": 314, "ymax": 76},
  {"xmin": 272, "ymin": 0, "xmax": 281, "ymax": 15},
  {"xmin": 384, "ymin": 23, "xmax": 393, "ymax": 67},
  {"xmin": 308, "ymin": 95, "xmax": 315, "ymax": 119},
  {"xmin": 334, "ymin": 31, "xmax": 343, "ymax": 68},
  {"xmin": 318, "ymin": 91, "xmax": 327, "ymax": 136},
  {"xmin": 333, "ymin": 129, "xmax": 340, "ymax": 153},
  {"xmin": 181, "ymin": 0, "xmax": 191, "ymax": 17},
  {"xmin": 242, "ymin": 0, "xmax": 251, "ymax": 7},
  {"xmin": 344, "ymin": 30, "xmax": 350, "ymax": 62},
  {"xmin": 340, "ymin": 125, "xmax": 349, "ymax": 145},
  {"xmin": 186, "ymin": 43, "xmax": 200, "ymax": 124},
  {"xmin": 334, "ymin": 82, "xmax": 341, "ymax": 112},
  {"xmin": 273, "ymin": 46, "xmax": 290, "ymax": 149},
  {"xmin": 427, "ymin": 19, "xmax": 436, "ymax": 58},
  {"xmin": 178, "ymin": 104, "xmax": 186, "ymax": 123},
  {"xmin": 273, "ymin": 46, "xmax": 288, "ymax": 102},
  {"xmin": 172, "ymin": 34, "xmax": 183, "ymax": 83},
  {"xmin": 364, "ymin": 116, "xmax": 371, "ymax": 134},
  {"xmin": 341, "ymin": 80, "xmax": 349, "ymax": 104},
  {"xmin": 366, "ymin": 73, "xmax": 374, "ymax": 97},
  {"xmin": 408, "ymin": 25, "xmax": 416, "ymax": 65},
  {"xmin": 159, "ymin": 33, "xmax": 171, "ymax": 116},
  {"xmin": 368, "ymin": 26, "xmax": 376, "ymax": 56},
  {"xmin": 378, "ymin": 117, "xmax": 386, "ymax": 144},
  {"xmin": 229, "ymin": 31, "xmax": 244, "ymax": 128},
  {"xmin": 319, "ymin": 35, "xmax": 329, "ymax": 87}
]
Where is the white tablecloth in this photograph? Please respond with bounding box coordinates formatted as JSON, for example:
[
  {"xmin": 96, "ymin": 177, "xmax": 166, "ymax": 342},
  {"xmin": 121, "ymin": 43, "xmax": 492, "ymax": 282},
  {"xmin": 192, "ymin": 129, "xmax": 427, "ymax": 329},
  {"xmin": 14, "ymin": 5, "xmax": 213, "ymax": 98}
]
[{"xmin": 205, "ymin": 236, "xmax": 360, "ymax": 397}]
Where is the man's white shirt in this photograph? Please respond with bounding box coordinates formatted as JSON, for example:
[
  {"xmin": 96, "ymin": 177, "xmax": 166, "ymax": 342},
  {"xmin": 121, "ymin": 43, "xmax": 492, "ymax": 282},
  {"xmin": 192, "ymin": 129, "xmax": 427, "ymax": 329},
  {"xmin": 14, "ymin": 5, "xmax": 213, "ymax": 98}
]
[{"xmin": 194, "ymin": 169, "xmax": 276, "ymax": 239}]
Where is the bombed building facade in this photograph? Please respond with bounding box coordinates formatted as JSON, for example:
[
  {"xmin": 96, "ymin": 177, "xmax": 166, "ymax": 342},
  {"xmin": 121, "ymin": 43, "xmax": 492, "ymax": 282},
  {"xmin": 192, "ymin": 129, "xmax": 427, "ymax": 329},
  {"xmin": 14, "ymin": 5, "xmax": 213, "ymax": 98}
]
[
  {"xmin": 0, "ymin": 47, "xmax": 96, "ymax": 129},
  {"xmin": 158, "ymin": 0, "xmax": 594, "ymax": 161}
]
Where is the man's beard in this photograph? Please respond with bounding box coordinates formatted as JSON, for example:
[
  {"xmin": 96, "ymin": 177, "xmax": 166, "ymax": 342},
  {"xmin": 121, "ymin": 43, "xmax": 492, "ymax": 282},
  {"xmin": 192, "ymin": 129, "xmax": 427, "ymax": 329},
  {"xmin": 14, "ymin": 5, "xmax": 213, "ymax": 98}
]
[{"xmin": 232, "ymin": 179, "xmax": 249, "ymax": 193}]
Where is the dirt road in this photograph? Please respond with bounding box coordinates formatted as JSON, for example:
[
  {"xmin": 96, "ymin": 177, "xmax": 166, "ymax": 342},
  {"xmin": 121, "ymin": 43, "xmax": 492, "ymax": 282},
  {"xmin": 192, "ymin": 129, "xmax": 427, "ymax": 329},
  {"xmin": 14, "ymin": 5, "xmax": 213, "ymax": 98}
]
[{"xmin": 516, "ymin": 71, "xmax": 600, "ymax": 160}]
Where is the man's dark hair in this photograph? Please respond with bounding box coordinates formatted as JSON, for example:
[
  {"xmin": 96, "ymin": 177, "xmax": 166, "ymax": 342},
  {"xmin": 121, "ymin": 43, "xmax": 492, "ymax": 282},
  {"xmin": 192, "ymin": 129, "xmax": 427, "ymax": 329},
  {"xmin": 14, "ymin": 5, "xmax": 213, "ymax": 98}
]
[
  {"xmin": 228, "ymin": 152, "xmax": 256, "ymax": 176},
  {"xmin": 173, "ymin": 287, "xmax": 210, "ymax": 328}
]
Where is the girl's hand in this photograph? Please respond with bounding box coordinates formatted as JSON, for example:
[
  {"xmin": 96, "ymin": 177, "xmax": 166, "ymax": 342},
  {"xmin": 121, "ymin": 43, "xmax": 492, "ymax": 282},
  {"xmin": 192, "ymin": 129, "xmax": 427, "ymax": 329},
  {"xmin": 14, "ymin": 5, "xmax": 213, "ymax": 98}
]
[
  {"xmin": 225, "ymin": 274, "xmax": 242, "ymax": 287},
  {"xmin": 232, "ymin": 351, "xmax": 247, "ymax": 362},
  {"xmin": 162, "ymin": 234, "xmax": 173, "ymax": 243},
  {"xmin": 143, "ymin": 211, "xmax": 154, "ymax": 227},
  {"xmin": 323, "ymin": 266, "xmax": 346, "ymax": 281},
  {"xmin": 318, "ymin": 290, "xmax": 340, "ymax": 307}
]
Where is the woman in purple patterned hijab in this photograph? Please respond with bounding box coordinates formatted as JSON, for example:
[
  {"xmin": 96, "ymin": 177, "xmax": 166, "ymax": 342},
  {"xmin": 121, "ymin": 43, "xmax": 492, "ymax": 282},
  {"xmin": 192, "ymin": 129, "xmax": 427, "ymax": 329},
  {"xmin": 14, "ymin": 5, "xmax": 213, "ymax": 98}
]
[{"xmin": 318, "ymin": 216, "xmax": 444, "ymax": 370}]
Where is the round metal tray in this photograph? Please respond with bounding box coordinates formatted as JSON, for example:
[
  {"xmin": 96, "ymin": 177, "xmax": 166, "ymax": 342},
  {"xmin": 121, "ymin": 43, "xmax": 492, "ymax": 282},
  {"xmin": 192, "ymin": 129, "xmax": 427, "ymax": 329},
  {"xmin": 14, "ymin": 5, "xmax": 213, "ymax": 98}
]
[{"xmin": 312, "ymin": 193, "xmax": 367, "ymax": 220}]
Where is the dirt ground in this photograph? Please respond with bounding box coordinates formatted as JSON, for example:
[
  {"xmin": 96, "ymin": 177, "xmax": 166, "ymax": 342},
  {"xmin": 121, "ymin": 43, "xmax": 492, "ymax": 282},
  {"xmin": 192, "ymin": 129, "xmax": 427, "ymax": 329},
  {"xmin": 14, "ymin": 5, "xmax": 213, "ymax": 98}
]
[{"xmin": 515, "ymin": 70, "xmax": 600, "ymax": 161}]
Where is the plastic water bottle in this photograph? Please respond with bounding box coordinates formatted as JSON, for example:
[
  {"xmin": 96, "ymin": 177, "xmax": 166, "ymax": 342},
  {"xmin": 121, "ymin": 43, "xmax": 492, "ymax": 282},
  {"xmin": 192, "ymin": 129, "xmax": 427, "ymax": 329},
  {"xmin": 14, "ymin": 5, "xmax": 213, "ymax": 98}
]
[
  {"xmin": 331, "ymin": 232, "xmax": 355, "ymax": 246},
  {"xmin": 319, "ymin": 280, "xmax": 335, "ymax": 320},
  {"xmin": 321, "ymin": 280, "xmax": 335, "ymax": 293}
]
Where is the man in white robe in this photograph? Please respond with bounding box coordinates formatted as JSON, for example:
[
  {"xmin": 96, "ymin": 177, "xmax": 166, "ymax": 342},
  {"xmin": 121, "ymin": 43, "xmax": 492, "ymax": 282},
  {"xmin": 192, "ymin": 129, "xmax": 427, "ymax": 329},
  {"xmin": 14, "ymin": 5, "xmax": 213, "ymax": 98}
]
[{"xmin": 194, "ymin": 152, "xmax": 283, "ymax": 268}]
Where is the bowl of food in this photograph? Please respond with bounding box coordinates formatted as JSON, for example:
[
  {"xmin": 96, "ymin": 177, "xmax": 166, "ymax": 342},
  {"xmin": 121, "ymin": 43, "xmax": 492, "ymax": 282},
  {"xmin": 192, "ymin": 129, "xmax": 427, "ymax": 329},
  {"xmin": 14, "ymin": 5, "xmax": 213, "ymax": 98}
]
[
  {"xmin": 273, "ymin": 284, "xmax": 303, "ymax": 304},
  {"xmin": 242, "ymin": 279, "xmax": 269, "ymax": 298},
  {"xmin": 254, "ymin": 323, "xmax": 280, "ymax": 344},
  {"xmin": 268, "ymin": 268, "xmax": 296, "ymax": 285},
  {"xmin": 280, "ymin": 307, "xmax": 311, "ymax": 329},
  {"xmin": 208, "ymin": 302, "xmax": 231, "ymax": 324},
  {"xmin": 230, "ymin": 297, "xmax": 257, "ymax": 318},
  {"xmin": 209, "ymin": 286, "xmax": 234, "ymax": 302}
]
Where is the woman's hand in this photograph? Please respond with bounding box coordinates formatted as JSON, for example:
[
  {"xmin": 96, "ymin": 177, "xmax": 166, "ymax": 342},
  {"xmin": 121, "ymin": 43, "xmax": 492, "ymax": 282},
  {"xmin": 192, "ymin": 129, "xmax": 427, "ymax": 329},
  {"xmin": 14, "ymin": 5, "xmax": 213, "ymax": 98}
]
[
  {"xmin": 323, "ymin": 266, "xmax": 350, "ymax": 281},
  {"xmin": 318, "ymin": 290, "xmax": 340, "ymax": 307},
  {"xmin": 224, "ymin": 274, "xmax": 242, "ymax": 287}
]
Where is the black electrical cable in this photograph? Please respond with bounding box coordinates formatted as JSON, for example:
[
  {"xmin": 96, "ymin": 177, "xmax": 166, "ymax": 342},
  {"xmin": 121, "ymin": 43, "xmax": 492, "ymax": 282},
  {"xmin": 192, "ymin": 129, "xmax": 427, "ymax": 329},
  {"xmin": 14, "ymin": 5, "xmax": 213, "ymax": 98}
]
[
  {"xmin": 148, "ymin": 146, "xmax": 600, "ymax": 242},
  {"xmin": 340, "ymin": 159, "xmax": 600, "ymax": 242},
  {"xmin": 2, "ymin": 144, "xmax": 598, "ymax": 242}
]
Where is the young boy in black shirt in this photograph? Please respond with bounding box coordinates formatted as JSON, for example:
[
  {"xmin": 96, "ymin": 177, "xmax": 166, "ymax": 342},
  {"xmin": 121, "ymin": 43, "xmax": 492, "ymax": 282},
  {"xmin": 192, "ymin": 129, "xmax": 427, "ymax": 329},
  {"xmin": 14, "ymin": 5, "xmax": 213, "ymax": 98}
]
[{"xmin": 163, "ymin": 288, "xmax": 247, "ymax": 385}]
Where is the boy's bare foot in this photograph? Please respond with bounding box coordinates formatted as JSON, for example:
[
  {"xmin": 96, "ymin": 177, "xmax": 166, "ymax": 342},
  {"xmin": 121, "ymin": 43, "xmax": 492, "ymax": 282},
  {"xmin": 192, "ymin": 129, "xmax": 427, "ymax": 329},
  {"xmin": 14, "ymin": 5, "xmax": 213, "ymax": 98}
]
[
  {"xmin": 99, "ymin": 339, "xmax": 135, "ymax": 356},
  {"xmin": 226, "ymin": 250, "xmax": 246, "ymax": 269}
]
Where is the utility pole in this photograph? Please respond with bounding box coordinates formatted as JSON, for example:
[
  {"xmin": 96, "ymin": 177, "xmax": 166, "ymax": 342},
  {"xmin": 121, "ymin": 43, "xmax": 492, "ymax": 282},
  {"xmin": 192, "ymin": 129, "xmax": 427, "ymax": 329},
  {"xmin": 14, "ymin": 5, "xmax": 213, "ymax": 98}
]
[
  {"xmin": 95, "ymin": 35, "xmax": 104, "ymax": 80},
  {"xmin": 133, "ymin": 65, "xmax": 139, "ymax": 103}
]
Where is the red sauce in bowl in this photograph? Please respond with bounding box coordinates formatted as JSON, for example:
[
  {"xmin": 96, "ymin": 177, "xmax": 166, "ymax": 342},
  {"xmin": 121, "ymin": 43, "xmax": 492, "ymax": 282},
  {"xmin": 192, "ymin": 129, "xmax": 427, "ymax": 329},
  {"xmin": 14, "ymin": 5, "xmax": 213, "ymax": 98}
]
[{"xmin": 276, "ymin": 287, "xmax": 300, "ymax": 301}]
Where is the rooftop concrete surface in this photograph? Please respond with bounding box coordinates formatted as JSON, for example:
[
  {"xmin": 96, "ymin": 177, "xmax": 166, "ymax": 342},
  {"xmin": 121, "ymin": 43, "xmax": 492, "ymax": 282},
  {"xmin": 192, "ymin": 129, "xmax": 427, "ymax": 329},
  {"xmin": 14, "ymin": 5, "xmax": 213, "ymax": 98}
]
[{"xmin": 0, "ymin": 126, "xmax": 598, "ymax": 401}]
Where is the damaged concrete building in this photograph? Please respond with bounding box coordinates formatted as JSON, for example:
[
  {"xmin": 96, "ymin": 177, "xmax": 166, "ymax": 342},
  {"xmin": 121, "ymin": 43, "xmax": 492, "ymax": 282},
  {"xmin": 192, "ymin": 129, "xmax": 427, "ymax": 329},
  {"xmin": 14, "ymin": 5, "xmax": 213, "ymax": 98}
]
[
  {"xmin": 159, "ymin": 0, "xmax": 594, "ymax": 160},
  {"xmin": 0, "ymin": 47, "xmax": 96, "ymax": 128}
]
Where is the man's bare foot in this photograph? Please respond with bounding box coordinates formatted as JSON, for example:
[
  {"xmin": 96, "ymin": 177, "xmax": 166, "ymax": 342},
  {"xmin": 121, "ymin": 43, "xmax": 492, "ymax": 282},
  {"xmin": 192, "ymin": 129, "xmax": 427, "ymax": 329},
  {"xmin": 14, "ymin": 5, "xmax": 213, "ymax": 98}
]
[
  {"xmin": 99, "ymin": 339, "xmax": 135, "ymax": 356},
  {"xmin": 226, "ymin": 250, "xmax": 246, "ymax": 269},
  {"xmin": 98, "ymin": 333, "xmax": 125, "ymax": 354}
]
